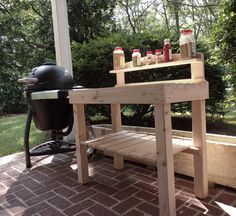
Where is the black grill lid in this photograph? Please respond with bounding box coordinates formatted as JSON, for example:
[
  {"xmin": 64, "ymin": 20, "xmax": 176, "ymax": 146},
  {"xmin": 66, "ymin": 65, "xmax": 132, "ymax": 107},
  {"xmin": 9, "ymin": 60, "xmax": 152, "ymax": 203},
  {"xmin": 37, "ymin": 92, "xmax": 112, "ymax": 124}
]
[{"xmin": 27, "ymin": 64, "xmax": 74, "ymax": 90}]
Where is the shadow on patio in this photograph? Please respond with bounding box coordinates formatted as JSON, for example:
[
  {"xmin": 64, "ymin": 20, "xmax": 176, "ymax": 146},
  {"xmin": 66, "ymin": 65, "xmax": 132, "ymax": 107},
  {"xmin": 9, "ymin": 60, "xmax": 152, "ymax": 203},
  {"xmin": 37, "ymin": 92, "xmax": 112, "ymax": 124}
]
[{"xmin": 0, "ymin": 152, "xmax": 236, "ymax": 216}]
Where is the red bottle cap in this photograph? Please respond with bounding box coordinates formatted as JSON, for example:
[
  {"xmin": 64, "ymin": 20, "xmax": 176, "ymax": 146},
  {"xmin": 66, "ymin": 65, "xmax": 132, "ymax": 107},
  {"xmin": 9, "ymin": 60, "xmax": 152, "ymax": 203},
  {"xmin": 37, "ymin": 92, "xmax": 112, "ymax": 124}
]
[
  {"xmin": 115, "ymin": 47, "xmax": 123, "ymax": 50},
  {"xmin": 155, "ymin": 49, "xmax": 162, "ymax": 53},
  {"xmin": 181, "ymin": 29, "xmax": 193, "ymax": 35},
  {"xmin": 146, "ymin": 51, "xmax": 152, "ymax": 55},
  {"xmin": 133, "ymin": 49, "xmax": 140, "ymax": 52}
]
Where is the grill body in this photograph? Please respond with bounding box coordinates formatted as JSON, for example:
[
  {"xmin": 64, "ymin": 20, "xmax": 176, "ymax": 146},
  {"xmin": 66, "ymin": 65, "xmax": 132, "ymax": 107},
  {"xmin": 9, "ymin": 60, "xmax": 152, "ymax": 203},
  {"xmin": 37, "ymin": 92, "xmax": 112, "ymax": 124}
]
[{"xmin": 26, "ymin": 64, "xmax": 75, "ymax": 132}]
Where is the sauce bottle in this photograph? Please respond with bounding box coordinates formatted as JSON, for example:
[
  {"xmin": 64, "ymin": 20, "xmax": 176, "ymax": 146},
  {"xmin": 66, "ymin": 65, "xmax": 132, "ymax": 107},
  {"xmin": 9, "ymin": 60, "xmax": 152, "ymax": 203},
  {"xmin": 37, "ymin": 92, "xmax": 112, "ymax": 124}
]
[
  {"xmin": 163, "ymin": 39, "xmax": 172, "ymax": 62},
  {"xmin": 155, "ymin": 49, "xmax": 162, "ymax": 63},
  {"xmin": 113, "ymin": 47, "xmax": 125, "ymax": 70},
  {"xmin": 146, "ymin": 51, "xmax": 154, "ymax": 65},
  {"xmin": 179, "ymin": 29, "xmax": 196, "ymax": 60},
  {"xmin": 132, "ymin": 49, "xmax": 141, "ymax": 67}
]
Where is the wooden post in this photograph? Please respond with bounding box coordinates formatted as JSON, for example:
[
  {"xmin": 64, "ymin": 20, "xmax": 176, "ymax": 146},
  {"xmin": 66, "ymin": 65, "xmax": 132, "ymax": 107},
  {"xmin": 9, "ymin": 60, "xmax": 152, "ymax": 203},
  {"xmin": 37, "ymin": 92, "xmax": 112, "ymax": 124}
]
[
  {"xmin": 115, "ymin": 72, "xmax": 125, "ymax": 86},
  {"xmin": 191, "ymin": 62, "xmax": 205, "ymax": 80},
  {"xmin": 111, "ymin": 69, "xmax": 124, "ymax": 133},
  {"xmin": 155, "ymin": 103, "xmax": 176, "ymax": 216},
  {"xmin": 192, "ymin": 100, "xmax": 208, "ymax": 198},
  {"xmin": 113, "ymin": 153, "xmax": 124, "ymax": 169},
  {"xmin": 73, "ymin": 104, "xmax": 89, "ymax": 184},
  {"xmin": 111, "ymin": 104, "xmax": 122, "ymax": 132}
]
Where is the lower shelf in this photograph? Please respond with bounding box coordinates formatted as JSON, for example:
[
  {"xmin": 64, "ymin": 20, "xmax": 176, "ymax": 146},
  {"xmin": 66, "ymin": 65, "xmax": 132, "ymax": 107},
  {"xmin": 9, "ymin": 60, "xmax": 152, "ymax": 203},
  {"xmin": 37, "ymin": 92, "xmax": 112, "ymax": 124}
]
[{"xmin": 82, "ymin": 130, "xmax": 198, "ymax": 165}]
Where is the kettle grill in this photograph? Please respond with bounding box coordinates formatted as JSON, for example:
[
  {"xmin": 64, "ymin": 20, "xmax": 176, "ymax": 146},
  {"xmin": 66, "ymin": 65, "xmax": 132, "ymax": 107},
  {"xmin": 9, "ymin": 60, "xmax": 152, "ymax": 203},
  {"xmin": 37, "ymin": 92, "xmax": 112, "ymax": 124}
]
[{"xmin": 19, "ymin": 64, "xmax": 95, "ymax": 168}]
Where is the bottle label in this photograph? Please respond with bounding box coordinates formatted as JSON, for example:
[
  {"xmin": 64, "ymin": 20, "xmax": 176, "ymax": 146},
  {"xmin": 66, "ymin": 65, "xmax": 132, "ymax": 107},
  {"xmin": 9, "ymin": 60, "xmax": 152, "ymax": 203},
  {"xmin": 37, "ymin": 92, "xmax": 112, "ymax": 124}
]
[
  {"xmin": 113, "ymin": 53, "xmax": 125, "ymax": 69},
  {"xmin": 169, "ymin": 49, "xmax": 172, "ymax": 61}
]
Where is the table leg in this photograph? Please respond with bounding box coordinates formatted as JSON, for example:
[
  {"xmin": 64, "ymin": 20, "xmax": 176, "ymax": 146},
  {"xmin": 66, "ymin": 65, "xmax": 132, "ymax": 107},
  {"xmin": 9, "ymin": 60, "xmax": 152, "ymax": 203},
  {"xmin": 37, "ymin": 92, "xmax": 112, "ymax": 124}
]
[
  {"xmin": 111, "ymin": 104, "xmax": 122, "ymax": 132},
  {"xmin": 192, "ymin": 100, "xmax": 208, "ymax": 198},
  {"xmin": 154, "ymin": 103, "xmax": 176, "ymax": 216},
  {"xmin": 73, "ymin": 104, "xmax": 89, "ymax": 184}
]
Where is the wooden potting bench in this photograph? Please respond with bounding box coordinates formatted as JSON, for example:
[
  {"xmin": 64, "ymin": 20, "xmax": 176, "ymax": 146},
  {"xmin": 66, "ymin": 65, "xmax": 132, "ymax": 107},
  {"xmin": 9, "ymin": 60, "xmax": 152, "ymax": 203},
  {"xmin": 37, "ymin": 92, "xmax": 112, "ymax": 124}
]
[{"xmin": 69, "ymin": 53, "xmax": 209, "ymax": 216}]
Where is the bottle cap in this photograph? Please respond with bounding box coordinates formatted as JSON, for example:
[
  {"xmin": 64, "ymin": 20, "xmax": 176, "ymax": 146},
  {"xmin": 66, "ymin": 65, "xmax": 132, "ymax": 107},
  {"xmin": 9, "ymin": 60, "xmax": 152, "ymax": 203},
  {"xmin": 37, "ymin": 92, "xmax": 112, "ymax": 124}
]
[
  {"xmin": 115, "ymin": 47, "xmax": 123, "ymax": 50},
  {"xmin": 133, "ymin": 49, "xmax": 140, "ymax": 52},
  {"xmin": 146, "ymin": 51, "xmax": 152, "ymax": 55},
  {"xmin": 155, "ymin": 49, "xmax": 162, "ymax": 53},
  {"xmin": 181, "ymin": 29, "xmax": 193, "ymax": 35},
  {"xmin": 164, "ymin": 39, "xmax": 170, "ymax": 43}
]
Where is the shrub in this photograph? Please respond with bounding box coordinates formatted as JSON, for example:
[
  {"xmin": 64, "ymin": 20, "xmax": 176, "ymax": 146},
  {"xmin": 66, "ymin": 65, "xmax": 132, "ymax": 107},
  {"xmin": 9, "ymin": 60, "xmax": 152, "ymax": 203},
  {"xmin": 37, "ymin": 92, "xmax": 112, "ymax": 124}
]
[{"xmin": 0, "ymin": 69, "xmax": 27, "ymax": 115}]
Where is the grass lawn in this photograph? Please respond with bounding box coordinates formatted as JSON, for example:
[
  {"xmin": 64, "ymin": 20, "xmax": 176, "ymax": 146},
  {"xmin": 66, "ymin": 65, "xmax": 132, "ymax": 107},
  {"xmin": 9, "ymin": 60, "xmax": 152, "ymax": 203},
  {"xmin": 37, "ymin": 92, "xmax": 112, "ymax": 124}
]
[
  {"xmin": 0, "ymin": 114, "xmax": 48, "ymax": 157},
  {"xmin": 0, "ymin": 110, "xmax": 236, "ymax": 158}
]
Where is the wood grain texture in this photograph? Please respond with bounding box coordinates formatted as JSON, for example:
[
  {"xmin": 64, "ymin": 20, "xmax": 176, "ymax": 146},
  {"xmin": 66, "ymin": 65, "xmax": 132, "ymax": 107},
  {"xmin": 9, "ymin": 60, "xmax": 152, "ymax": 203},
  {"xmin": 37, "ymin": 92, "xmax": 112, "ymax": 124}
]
[{"xmin": 73, "ymin": 104, "xmax": 89, "ymax": 184}]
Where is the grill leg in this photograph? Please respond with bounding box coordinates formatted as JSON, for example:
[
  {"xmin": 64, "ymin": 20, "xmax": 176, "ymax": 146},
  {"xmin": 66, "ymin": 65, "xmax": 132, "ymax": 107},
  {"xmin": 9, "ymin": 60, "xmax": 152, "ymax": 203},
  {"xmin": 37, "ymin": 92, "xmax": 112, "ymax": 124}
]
[{"xmin": 24, "ymin": 109, "xmax": 32, "ymax": 168}]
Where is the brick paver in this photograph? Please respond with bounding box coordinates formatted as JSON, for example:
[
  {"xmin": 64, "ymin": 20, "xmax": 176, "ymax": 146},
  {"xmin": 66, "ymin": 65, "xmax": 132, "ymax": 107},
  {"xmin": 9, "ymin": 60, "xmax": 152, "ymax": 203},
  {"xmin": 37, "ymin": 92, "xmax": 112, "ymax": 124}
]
[{"xmin": 0, "ymin": 152, "xmax": 235, "ymax": 215}]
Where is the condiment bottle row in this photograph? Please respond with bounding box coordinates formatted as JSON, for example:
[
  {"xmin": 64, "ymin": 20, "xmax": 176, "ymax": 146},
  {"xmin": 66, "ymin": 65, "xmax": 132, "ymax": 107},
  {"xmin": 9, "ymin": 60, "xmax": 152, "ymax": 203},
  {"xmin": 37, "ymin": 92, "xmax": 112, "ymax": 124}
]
[{"xmin": 113, "ymin": 29, "xmax": 197, "ymax": 70}]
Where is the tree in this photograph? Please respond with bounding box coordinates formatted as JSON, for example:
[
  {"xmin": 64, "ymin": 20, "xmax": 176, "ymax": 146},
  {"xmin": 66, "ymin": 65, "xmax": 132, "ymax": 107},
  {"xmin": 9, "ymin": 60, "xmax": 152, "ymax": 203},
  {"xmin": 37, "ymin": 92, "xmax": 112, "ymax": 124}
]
[
  {"xmin": 210, "ymin": 0, "xmax": 236, "ymax": 109},
  {"xmin": 67, "ymin": 0, "xmax": 117, "ymax": 43},
  {"xmin": 116, "ymin": 0, "xmax": 156, "ymax": 34},
  {"xmin": 0, "ymin": 0, "xmax": 54, "ymax": 74},
  {"xmin": 0, "ymin": 0, "xmax": 54, "ymax": 114}
]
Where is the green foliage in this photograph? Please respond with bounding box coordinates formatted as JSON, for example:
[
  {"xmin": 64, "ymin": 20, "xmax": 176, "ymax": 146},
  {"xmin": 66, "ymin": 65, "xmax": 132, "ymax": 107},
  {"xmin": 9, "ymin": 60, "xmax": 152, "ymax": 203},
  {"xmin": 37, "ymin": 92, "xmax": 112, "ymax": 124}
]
[
  {"xmin": 0, "ymin": 0, "xmax": 55, "ymax": 114},
  {"xmin": 0, "ymin": 69, "xmax": 27, "ymax": 114},
  {"xmin": 210, "ymin": 0, "xmax": 236, "ymax": 89},
  {"xmin": 67, "ymin": 0, "xmax": 117, "ymax": 43}
]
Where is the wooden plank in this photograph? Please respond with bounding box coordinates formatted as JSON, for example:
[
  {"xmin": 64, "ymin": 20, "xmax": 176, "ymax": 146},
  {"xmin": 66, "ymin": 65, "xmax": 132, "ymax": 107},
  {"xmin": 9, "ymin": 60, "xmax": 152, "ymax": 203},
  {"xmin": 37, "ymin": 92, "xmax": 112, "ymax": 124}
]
[
  {"xmin": 192, "ymin": 100, "xmax": 208, "ymax": 198},
  {"xmin": 128, "ymin": 140, "xmax": 156, "ymax": 159},
  {"xmin": 116, "ymin": 72, "xmax": 125, "ymax": 86},
  {"xmin": 110, "ymin": 56, "xmax": 203, "ymax": 74},
  {"xmin": 69, "ymin": 80, "xmax": 208, "ymax": 105},
  {"xmin": 164, "ymin": 81, "xmax": 209, "ymax": 103},
  {"xmin": 69, "ymin": 89, "xmax": 97, "ymax": 104},
  {"xmin": 191, "ymin": 53, "xmax": 204, "ymax": 80},
  {"xmin": 94, "ymin": 132, "xmax": 142, "ymax": 150},
  {"xmin": 111, "ymin": 104, "xmax": 122, "ymax": 132},
  {"xmin": 88, "ymin": 131, "xmax": 132, "ymax": 149},
  {"xmin": 113, "ymin": 153, "xmax": 124, "ymax": 170},
  {"xmin": 73, "ymin": 104, "xmax": 89, "ymax": 184},
  {"xmin": 105, "ymin": 133, "xmax": 148, "ymax": 153},
  {"xmin": 155, "ymin": 103, "xmax": 176, "ymax": 216},
  {"xmin": 82, "ymin": 130, "xmax": 128, "ymax": 145},
  {"xmin": 116, "ymin": 137, "xmax": 155, "ymax": 156}
]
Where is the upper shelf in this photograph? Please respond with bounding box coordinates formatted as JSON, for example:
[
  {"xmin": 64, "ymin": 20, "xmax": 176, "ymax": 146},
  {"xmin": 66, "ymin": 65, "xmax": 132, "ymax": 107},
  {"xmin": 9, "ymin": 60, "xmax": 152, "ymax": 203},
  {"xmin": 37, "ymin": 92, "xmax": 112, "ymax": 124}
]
[{"xmin": 110, "ymin": 53, "xmax": 204, "ymax": 74}]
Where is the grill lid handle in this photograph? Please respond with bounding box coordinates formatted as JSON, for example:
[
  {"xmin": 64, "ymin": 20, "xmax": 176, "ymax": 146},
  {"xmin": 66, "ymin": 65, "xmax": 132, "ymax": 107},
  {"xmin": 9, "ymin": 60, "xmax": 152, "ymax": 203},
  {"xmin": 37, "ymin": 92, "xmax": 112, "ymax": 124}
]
[{"xmin": 18, "ymin": 78, "xmax": 39, "ymax": 84}]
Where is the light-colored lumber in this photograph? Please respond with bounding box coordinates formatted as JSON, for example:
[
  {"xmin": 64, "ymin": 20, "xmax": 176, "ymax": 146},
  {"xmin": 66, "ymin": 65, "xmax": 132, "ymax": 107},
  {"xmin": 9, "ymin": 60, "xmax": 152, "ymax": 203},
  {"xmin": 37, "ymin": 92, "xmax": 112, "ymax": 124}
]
[
  {"xmin": 70, "ymin": 52, "xmax": 208, "ymax": 216},
  {"xmin": 110, "ymin": 55, "xmax": 203, "ymax": 74},
  {"xmin": 192, "ymin": 100, "xmax": 208, "ymax": 198},
  {"xmin": 116, "ymin": 71, "xmax": 125, "ymax": 86},
  {"xmin": 73, "ymin": 104, "xmax": 89, "ymax": 184},
  {"xmin": 69, "ymin": 80, "xmax": 208, "ymax": 105},
  {"xmin": 107, "ymin": 134, "xmax": 153, "ymax": 153},
  {"xmin": 113, "ymin": 153, "xmax": 124, "ymax": 169},
  {"xmin": 111, "ymin": 104, "xmax": 122, "ymax": 132},
  {"xmin": 87, "ymin": 131, "xmax": 136, "ymax": 149},
  {"xmin": 154, "ymin": 103, "xmax": 176, "ymax": 216}
]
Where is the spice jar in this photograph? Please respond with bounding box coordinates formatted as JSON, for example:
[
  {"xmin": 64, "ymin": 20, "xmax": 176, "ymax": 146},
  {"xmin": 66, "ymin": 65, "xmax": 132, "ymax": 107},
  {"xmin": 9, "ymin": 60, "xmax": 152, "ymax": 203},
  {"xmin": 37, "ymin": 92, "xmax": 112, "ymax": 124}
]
[
  {"xmin": 146, "ymin": 51, "xmax": 154, "ymax": 65},
  {"xmin": 155, "ymin": 49, "xmax": 162, "ymax": 63},
  {"xmin": 132, "ymin": 49, "xmax": 141, "ymax": 67},
  {"xmin": 179, "ymin": 29, "xmax": 196, "ymax": 60},
  {"xmin": 113, "ymin": 47, "xmax": 125, "ymax": 70},
  {"xmin": 163, "ymin": 39, "xmax": 172, "ymax": 62}
]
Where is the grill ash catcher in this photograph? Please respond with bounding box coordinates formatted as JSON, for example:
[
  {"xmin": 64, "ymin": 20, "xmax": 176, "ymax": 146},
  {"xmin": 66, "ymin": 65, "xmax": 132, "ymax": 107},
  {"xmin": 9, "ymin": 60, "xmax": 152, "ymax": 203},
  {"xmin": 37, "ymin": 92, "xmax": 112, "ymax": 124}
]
[{"xmin": 19, "ymin": 64, "xmax": 95, "ymax": 168}]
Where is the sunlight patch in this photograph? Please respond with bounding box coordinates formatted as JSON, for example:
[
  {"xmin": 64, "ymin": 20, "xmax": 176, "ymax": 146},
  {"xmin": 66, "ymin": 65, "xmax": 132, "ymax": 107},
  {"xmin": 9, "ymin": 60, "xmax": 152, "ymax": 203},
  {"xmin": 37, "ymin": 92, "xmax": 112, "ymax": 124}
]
[
  {"xmin": 70, "ymin": 163, "xmax": 77, "ymax": 170},
  {"xmin": 215, "ymin": 201, "xmax": 236, "ymax": 216}
]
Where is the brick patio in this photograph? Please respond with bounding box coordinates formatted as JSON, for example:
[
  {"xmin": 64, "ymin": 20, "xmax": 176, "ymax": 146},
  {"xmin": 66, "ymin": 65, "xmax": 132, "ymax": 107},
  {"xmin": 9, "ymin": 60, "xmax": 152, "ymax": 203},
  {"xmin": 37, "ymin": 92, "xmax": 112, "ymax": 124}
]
[{"xmin": 0, "ymin": 152, "xmax": 236, "ymax": 216}]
